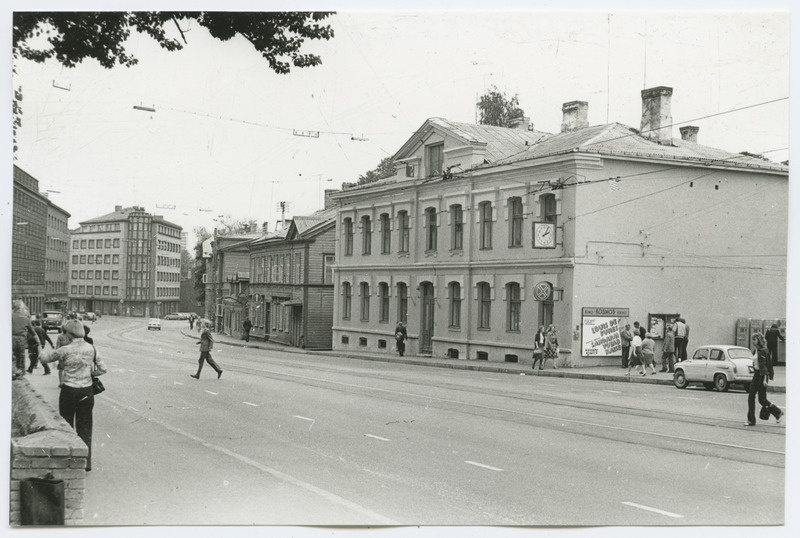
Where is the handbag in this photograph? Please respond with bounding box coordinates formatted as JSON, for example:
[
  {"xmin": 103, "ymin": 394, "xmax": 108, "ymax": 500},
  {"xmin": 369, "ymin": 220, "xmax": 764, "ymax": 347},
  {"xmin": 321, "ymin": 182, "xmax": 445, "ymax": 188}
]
[
  {"xmin": 759, "ymin": 405, "xmax": 771, "ymax": 421},
  {"xmin": 91, "ymin": 346, "xmax": 105, "ymax": 395}
]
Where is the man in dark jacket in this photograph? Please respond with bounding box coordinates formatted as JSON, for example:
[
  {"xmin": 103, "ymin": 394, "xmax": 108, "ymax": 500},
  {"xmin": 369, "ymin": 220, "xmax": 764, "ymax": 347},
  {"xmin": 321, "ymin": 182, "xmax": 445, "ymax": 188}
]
[
  {"xmin": 26, "ymin": 322, "xmax": 52, "ymax": 375},
  {"xmin": 764, "ymin": 323, "xmax": 785, "ymax": 366},
  {"xmin": 745, "ymin": 333, "xmax": 783, "ymax": 426},
  {"xmin": 395, "ymin": 322, "xmax": 408, "ymax": 357},
  {"xmin": 243, "ymin": 318, "xmax": 253, "ymax": 342}
]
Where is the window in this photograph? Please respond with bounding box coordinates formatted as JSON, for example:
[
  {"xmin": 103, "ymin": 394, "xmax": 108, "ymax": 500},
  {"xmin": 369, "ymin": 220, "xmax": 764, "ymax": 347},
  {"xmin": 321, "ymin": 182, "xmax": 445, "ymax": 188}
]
[
  {"xmin": 104, "ymin": 255, "xmax": 111, "ymax": 264},
  {"xmin": 72, "ymin": 255, "xmax": 79, "ymax": 264},
  {"xmin": 541, "ymin": 193, "xmax": 557, "ymax": 224},
  {"xmin": 80, "ymin": 255, "xmax": 86, "ymax": 264},
  {"xmin": 113, "ymin": 255, "xmax": 119, "ymax": 264},
  {"xmin": 95, "ymin": 286, "xmax": 101, "ymax": 295},
  {"xmin": 398, "ymin": 211, "xmax": 410, "ymax": 253},
  {"xmin": 103, "ymin": 286, "xmax": 110, "ymax": 296},
  {"xmin": 71, "ymin": 270, "xmax": 78, "ymax": 279},
  {"xmin": 477, "ymin": 282, "xmax": 491, "ymax": 329},
  {"xmin": 95, "ymin": 270, "xmax": 101, "ymax": 279},
  {"xmin": 425, "ymin": 207, "xmax": 438, "ymax": 251},
  {"xmin": 72, "ymin": 240, "xmax": 78, "ymax": 249},
  {"xmin": 95, "ymin": 255, "xmax": 102, "ymax": 264},
  {"xmin": 80, "ymin": 240, "xmax": 86, "ymax": 249},
  {"xmin": 397, "ymin": 283, "xmax": 408, "ymax": 323},
  {"xmin": 406, "ymin": 164, "xmax": 415, "ymax": 177},
  {"xmin": 709, "ymin": 349, "xmax": 724, "ymax": 361},
  {"xmin": 87, "ymin": 256, "xmax": 94, "ymax": 264},
  {"xmin": 79, "ymin": 285, "xmax": 85, "ymax": 294},
  {"xmin": 79, "ymin": 270, "xmax": 86, "ymax": 279},
  {"xmin": 323, "ymin": 255, "xmax": 334, "ymax": 284},
  {"xmin": 89, "ymin": 239, "xmax": 95, "ymax": 249},
  {"xmin": 448, "ymin": 282, "xmax": 461, "ymax": 328},
  {"xmin": 451, "ymin": 204, "xmax": 463, "ymax": 250},
  {"xmin": 112, "ymin": 270, "xmax": 119, "ymax": 280},
  {"xmin": 360, "ymin": 282, "xmax": 370, "ymax": 321},
  {"xmin": 103, "ymin": 270, "xmax": 110, "ymax": 280},
  {"xmin": 361, "ymin": 216, "xmax": 372, "ymax": 255},
  {"xmin": 342, "ymin": 282, "xmax": 352, "ymax": 320},
  {"xmin": 344, "ymin": 218, "xmax": 353, "ymax": 256},
  {"xmin": 507, "ymin": 282, "xmax": 521, "ymax": 332},
  {"xmin": 426, "ymin": 143, "xmax": 444, "ymax": 177},
  {"xmin": 509, "ymin": 197, "xmax": 523, "ymax": 247},
  {"xmin": 378, "ymin": 282, "xmax": 390, "ymax": 322},
  {"xmin": 380, "ymin": 213, "xmax": 391, "ymax": 254},
  {"xmin": 71, "ymin": 285, "xmax": 77, "ymax": 294},
  {"xmin": 479, "ymin": 201, "xmax": 493, "ymax": 249},
  {"xmin": 113, "ymin": 238, "xmax": 120, "ymax": 248},
  {"xmin": 111, "ymin": 286, "xmax": 118, "ymax": 296},
  {"xmin": 105, "ymin": 239, "xmax": 111, "ymax": 248}
]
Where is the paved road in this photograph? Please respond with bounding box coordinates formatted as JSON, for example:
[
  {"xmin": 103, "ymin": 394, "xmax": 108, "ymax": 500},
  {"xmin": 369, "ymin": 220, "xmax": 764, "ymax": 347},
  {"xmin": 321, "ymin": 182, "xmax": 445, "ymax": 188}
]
[{"xmin": 26, "ymin": 317, "xmax": 786, "ymax": 526}]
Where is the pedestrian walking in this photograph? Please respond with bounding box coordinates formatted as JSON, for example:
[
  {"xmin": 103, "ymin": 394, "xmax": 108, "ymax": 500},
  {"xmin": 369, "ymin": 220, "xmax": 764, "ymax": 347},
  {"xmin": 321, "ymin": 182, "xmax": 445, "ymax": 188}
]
[
  {"xmin": 11, "ymin": 300, "xmax": 35, "ymax": 380},
  {"xmin": 745, "ymin": 333, "xmax": 784, "ymax": 426},
  {"xmin": 682, "ymin": 318, "xmax": 690, "ymax": 361},
  {"xmin": 619, "ymin": 324, "xmax": 633, "ymax": 369},
  {"xmin": 633, "ymin": 321, "xmax": 646, "ymax": 340},
  {"xmin": 243, "ymin": 317, "xmax": 253, "ymax": 342},
  {"xmin": 189, "ymin": 314, "xmax": 195, "ymax": 330},
  {"xmin": 626, "ymin": 332, "xmax": 644, "ymax": 376},
  {"xmin": 661, "ymin": 325, "xmax": 676, "ymax": 373},
  {"xmin": 394, "ymin": 321, "xmax": 408, "ymax": 357},
  {"xmin": 191, "ymin": 321, "xmax": 223, "ymax": 379},
  {"xmin": 764, "ymin": 323, "xmax": 785, "ymax": 367},
  {"xmin": 673, "ymin": 317, "xmax": 687, "ymax": 361},
  {"xmin": 543, "ymin": 324, "xmax": 559, "ymax": 369},
  {"xmin": 641, "ymin": 333, "xmax": 658, "ymax": 375},
  {"xmin": 83, "ymin": 325, "xmax": 94, "ymax": 345},
  {"xmin": 531, "ymin": 326, "xmax": 546, "ymax": 370},
  {"xmin": 26, "ymin": 325, "xmax": 42, "ymax": 374},
  {"xmin": 30, "ymin": 320, "xmax": 54, "ymax": 375},
  {"xmin": 40, "ymin": 320, "xmax": 107, "ymax": 471}
]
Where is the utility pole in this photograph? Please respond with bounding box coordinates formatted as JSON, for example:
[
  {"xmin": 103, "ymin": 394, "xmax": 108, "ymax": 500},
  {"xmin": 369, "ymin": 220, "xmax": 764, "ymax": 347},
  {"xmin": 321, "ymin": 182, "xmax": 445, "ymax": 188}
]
[{"xmin": 276, "ymin": 201, "xmax": 290, "ymax": 230}]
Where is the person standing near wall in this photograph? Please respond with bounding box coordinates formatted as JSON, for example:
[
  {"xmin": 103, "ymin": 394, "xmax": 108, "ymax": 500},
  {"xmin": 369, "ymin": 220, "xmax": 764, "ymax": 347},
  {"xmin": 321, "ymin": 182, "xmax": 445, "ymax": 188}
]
[
  {"xmin": 394, "ymin": 321, "xmax": 408, "ymax": 357},
  {"xmin": 682, "ymin": 318, "xmax": 690, "ymax": 361},
  {"xmin": 661, "ymin": 325, "xmax": 676, "ymax": 373},
  {"xmin": 543, "ymin": 324, "xmax": 559, "ymax": 369},
  {"xmin": 765, "ymin": 323, "xmax": 785, "ymax": 367},
  {"xmin": 11, "ymin": 300, "xmax": 35, "ymax": 380},
  {"xmin": 619, "ymin": 324, "xmax": 633, "ymax": 369},
  {"xmin": 531, "ymin": 326, "xmax": 546, "ymax": 370},
  {"xmin": 641, "ymin": 333, "xmax": 658, "ymax": 375},
  {"xmin": 673, "ymin": 317, "xmax": 687, "ymax": 362},
  {"xmin": 243, "ymin": 317, "xmax": 253, "ymax": 342}
]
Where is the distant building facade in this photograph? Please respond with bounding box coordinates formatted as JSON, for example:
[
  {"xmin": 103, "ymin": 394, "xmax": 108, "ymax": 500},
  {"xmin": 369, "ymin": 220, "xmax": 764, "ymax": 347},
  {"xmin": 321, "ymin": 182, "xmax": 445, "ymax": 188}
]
[
  {"xmin": 68, "ymin": 205, "xmax": 182, "ymax": 317},
  {"xmin": 45, "ymin": 198, "xmax": 71, "ymax": 311},
  {"xmin": 331, "ymin": 86, "xmax": 788, "ymax": 366}
]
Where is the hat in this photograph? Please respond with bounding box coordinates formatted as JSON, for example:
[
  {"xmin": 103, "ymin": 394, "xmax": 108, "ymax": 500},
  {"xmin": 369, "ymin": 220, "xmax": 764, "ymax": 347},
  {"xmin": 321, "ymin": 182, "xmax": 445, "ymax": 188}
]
[
  {"xmin": 62, "ymin": 320, "xmax": 85, "ymax": 338},
  {"xmin": 645, "ymin": 333, "xmax": 652, "ymax": 338}
]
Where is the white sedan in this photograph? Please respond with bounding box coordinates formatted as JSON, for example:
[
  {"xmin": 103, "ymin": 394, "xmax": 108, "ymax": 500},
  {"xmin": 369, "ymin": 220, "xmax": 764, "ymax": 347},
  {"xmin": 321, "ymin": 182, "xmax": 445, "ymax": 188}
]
[
  {"xmin": 673, "ymin": 345, "xmax": 755, "ymax": 392},
  {"xmin": 147, "ymin": 318, "xmax": 162, "ymax": 331}
]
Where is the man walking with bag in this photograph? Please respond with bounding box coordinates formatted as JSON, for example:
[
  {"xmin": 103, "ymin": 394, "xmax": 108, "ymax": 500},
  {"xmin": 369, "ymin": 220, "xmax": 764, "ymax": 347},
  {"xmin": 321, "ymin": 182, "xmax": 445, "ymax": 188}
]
[{"xmin": 395, "ymin": 321, "xmax": 408, "ymax": 357}]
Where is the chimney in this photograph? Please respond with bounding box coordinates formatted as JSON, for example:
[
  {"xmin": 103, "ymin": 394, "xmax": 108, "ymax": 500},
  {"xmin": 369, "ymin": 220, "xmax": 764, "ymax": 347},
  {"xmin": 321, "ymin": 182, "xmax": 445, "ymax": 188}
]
[
  {"xmin": 508, "ymin": 114, "xmax": 530, "ymax": 131},
  {"xmin": 679, "ymin": 125, "xmax": 699, "ymax": 143},
  {"xmin": 262, "ymin": 221, "xmax": 269, "ymax": 233},
  {"xmin": 561, "ymin": 101, "xmax": 589, "ymax": 132},
  {"xmin": 115, "ymin": 205, "xmax": 123, "ymax": 212},
  {"xmin": 640, "ymin": 86, "xmax": 673, "ymax": 144},
  {"xmin": 324, "ymin": 189, "xmax": 339, "ymax": 210}
]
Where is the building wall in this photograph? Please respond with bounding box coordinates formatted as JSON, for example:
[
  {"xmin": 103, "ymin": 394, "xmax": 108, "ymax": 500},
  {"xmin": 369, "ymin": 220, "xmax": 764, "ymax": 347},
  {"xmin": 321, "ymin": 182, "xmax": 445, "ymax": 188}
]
[
  {"xmin": 154, "ymin": 221, "xmax": 182, "ymax": 316},
  {"xmin": 12, "ymin": 168, "xmax": 47, "ymax": 313},
  {"xmin": 68, "ymin": 226, "xmax": 124, "ymax": 315},
  {"xmin": 45, "ymin": 203, "xmax": 70, "ymax": 311}
]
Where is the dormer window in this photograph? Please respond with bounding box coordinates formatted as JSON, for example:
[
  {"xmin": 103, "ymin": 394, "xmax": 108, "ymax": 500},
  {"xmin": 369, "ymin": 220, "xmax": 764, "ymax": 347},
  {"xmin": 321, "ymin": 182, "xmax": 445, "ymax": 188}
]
[{"xmin": 426, "ymin": 143, "xmax": 444, "ymax": 177}]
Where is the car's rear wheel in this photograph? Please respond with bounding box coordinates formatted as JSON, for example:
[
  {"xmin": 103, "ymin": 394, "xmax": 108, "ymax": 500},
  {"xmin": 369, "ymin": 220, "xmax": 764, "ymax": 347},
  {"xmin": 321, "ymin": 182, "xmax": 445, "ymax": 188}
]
[
  {"xmin": 673, "ymin": 370, "xmax": 688, "ymax": 389},
  {"xmin": 703, "ymin": 382, "xmax": 715, "ymax": 390},
  {"xmin": 714, "ymin": 374, "xmax": 729, "ymax": 392}
]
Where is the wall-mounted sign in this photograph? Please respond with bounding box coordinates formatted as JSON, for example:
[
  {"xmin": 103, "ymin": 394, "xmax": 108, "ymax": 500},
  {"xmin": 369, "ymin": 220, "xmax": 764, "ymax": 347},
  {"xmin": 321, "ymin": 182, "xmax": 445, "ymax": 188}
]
[
  {"xmin": 534, "ymin": 281, "xmax": 553, "ymax": 301},
  {"xmin": 648, "ymin": 313, "xmax": 680, "ymax": 340},
  {"xmin": 581, "ymin": 307, "xmax": 630, "ymax": 357}
]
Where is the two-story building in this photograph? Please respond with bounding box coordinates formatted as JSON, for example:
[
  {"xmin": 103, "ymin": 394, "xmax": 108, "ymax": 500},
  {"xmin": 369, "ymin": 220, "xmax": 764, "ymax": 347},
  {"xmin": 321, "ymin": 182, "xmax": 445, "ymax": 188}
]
[
  {"xmin": 206, "ymin": 230, "xmax": 260, "ymax": 334},
  {"xmin": 330, "ymin": 86, "xmax": 788, "ymax": 366}
]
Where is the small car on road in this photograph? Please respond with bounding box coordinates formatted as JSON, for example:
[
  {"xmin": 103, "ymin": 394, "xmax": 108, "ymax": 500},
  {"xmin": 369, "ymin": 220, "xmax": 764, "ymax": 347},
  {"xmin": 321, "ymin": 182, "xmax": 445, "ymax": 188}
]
[
  {"xmin": 673, "ymin": 345, "xmax": 755, "ymax": 392},
  {"xmin": 163, "ymin": 313, "xmax": 182, "ymax": 320},
  {"xmin": 147, "ymin": 318, "xmax": 162, "ymax": 331},
  {"xmin": 79, "ymin": 312, "xmax": 97, "ymax": 321},
  {"xmin": 39, "ymin": 311, "xmax": 64, "ymax": 333}
]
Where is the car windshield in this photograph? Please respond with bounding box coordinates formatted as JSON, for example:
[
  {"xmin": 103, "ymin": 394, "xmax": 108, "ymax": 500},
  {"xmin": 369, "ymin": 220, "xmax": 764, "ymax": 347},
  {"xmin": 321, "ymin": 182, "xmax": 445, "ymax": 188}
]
[{"xmin": 728, "ymin": 348, "xmax": 754, "ymax": 360}]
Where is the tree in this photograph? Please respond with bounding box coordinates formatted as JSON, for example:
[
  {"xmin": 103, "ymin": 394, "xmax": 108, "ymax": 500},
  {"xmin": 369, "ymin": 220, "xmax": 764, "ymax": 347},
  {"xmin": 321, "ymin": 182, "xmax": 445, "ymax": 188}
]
[
  {"xmin": 181, "ymin": 249, "xmax": 194, "ymax": 279},
  {"xmin": 357, "ymin": 156, "xmax": 396, "ymax": 185},
  {"xmin": 192, "ymin": 226, "xmax": 212, "ymax": 306},
  {"xmin": 12, "ymin": 11, "xmax": 335, "ymax": 152},
  {"xmin": 476, "ymin": 85, "xmax": 525, "ymax": 128}
]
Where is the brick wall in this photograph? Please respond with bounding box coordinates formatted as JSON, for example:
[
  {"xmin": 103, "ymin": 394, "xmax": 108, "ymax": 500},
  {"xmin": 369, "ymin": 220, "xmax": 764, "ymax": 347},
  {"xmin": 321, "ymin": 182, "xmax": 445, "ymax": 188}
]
[{"xmin": 10, "ymin": 379, "xmax": 87, "ymax": 526}]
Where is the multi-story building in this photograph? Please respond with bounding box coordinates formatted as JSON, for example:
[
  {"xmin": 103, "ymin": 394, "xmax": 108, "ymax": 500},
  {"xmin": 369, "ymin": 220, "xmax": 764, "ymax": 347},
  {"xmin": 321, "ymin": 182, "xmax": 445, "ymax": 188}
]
[
  {"xmin": 12, "ymin": 166, "xmax": 50, "ymax": 314},
  {"xmin": 206, "ymin": 230, "xmax": 260, "ymax": 332},
  {"xmin": 45, "ymin": 197, "xmax": 71, "ymax": 311},
  {"xmin": 330, "ymin": 86, "xmax": 788, "ymax": 366},
  {"xmin": 68, "ymin": 205, "xmax": 182, "ymax": 317},
  {"xmin": 246, "ymin": 208, "xmax": 336, "ymax": 349}
]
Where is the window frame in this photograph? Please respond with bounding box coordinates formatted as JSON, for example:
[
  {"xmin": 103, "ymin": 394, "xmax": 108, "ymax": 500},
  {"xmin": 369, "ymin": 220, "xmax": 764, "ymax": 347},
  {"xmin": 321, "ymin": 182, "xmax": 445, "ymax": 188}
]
[
  {"xmin": 479, "ymin": 201, "xmax": 493, "ymax": 250},
  {"xmin": 477, "ymin": 282, "xmax": 491, "ymax": 329},
  {"xmin": 448, "ymin": 282, "xmax": 461, "ymax": 328}
]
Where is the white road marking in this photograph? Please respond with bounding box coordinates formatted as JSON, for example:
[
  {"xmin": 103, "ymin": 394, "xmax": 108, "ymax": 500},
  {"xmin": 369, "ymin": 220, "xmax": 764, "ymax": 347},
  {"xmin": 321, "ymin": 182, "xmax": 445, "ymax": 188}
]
[
  {"xmin": 677, "ymin": 396, "xmax": 701, "ymax": 401},
  {"xmin": 622, "ymin": 501, "xmax": 684, "ymax": 519},
  {"xmin": 149, "ymin": 375, "xmax": 158, "ymax": 379},
  {"xmin": 364, "ymin": 434, "xmax": 390, "ymax": 442},
  {"xmin": 243, "ymin": 402, "xmax": 259, "ymax": 407},
  {"xmin": 204, "ymin": 390, "xmax": 217, "ymax": 396},
  {"xmin": 464, "ymin": 460, "xmax": 503, "ymax": 472},
  {"xmin": 129, "ymin": 407, "xmax": 139, "ymax": 412},
  {"xmin": 174, "ymin": 381, "xmax": 183, "ymax": 386},
  {"xmin": 486, "ymin": 377, "xmax": 501, "ymax": 381},
  {"xmin": 601, "ymin": 389, "xmax": 622, "ymax": 394},
  {"xmin": 293, "ymin": 415, "xmax": 315, "ymax": 422},
  {"xmin": 538, "ymin": 383, "xmax": 555, "ymax": 387}
]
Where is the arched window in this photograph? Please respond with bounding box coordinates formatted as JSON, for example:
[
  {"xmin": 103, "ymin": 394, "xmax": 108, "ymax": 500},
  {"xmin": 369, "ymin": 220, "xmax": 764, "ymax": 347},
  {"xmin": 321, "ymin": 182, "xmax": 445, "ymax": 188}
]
[
  {"xmin": 448, "ymin": 281, "xmax": 461, "ymax": 328},
  {"xmin": 380, "ymin": 213, "xmax": 391, "ymax": 254},
  {"xmin": 479, "ymin": 201, "xmax": 493, "ymax": 249},
  {"xmin": 508, "ymin": 197, "xmax": 523, "ymax": 247},
  {"xmin": 343, "ymin": 217, "xmax": 353, "ymax": 256},
  {"xmin": 506, "ymin": 282, "xmax": 521, "ymax": 332},
  {"xmin": 378, "ymin": 282, "xmax": 390, "ymax": 322},
  {"xmin": 450, "ymin": 204, "xmax": 463, "ymax": 250},
  {"xmin": 477, "ymin": 282, "xmax": 491, "ymax": 329},
  {"xmin": 342, "ymin": 282, "xmax": 352, "ymax": 320},
  {"xmin": 425, "ymin": 207, "xmax": 438, "ymax": 251},
  {"xmin": 360, "ymin": 282, "xmax": 370, "ymax": 321},
  {"xmin": 396, "ymin": 282, "xmax": 408, "ymax": 323},
  {"xmin": 398, "ymin": 211, "xmax": 410, "ymax": 253},
  {"xmin": 361, "ymin": 216, "xmax": 372, "ymax": 255}
]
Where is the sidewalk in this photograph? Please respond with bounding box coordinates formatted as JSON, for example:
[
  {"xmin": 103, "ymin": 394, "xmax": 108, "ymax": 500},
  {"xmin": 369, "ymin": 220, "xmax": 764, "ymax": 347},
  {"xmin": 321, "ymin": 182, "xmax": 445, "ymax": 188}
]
[{"xmin": 182, "ymin": 329, "xmax": 786, "ymax": 393}]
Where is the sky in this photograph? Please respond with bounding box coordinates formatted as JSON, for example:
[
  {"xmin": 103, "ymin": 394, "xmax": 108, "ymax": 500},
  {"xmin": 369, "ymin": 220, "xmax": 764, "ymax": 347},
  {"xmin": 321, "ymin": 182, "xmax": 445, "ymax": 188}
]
[{"xmin": 6, "ymin": 4, "xmax": 792, "ymax": 249}]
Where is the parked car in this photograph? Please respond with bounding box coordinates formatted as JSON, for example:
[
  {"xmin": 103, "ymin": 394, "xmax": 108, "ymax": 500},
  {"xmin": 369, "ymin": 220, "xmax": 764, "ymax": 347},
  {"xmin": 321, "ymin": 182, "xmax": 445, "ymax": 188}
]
[
  {"xmin": 673, "ymin": 345, "xmax": 755, "ymax": 392},
  {"xmin": 39, "ymin": 311, "xmax": 64, "ymax": 333},
  {"xmin": 163, "ymin": 313, "xmax": 183, "ymax": 320},
  {"xmin": 79, "ymin": 312, "xmax": 97, "ymax": 321},
  {"xmin": 147, "ymin": 318, "xmax": 162, "ymax": 331}
]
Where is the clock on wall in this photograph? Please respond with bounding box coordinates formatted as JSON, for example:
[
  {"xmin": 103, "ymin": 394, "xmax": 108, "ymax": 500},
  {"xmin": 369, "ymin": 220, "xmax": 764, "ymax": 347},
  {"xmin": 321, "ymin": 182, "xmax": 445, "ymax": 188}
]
[{"xmin": 533, "ymin": 221, "xmax": 556, "ymax": 249}]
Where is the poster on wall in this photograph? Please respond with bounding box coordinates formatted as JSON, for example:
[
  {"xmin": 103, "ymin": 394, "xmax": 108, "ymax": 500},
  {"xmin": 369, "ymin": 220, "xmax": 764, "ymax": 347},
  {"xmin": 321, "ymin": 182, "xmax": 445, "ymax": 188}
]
[
  {"xmin": 648, "ymin": 313, "xmax": 680, "ymax": 340},
  {"xmin": 581, "ymin": 307, "xmax": 630, "ymax": 357}
]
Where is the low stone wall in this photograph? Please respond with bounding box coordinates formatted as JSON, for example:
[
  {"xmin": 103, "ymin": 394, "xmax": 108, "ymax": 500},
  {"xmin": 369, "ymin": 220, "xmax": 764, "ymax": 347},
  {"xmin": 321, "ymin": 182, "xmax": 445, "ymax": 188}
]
[{"xmin": 10, "ymin": 378, "xmax": 87, "ymax": 526}]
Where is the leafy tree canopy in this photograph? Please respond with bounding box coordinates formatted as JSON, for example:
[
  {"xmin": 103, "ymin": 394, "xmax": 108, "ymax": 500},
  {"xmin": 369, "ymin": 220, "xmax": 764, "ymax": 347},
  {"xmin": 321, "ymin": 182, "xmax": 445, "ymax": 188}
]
[
  {"xmin": 357, "ymin": 156, "xmax": 396, "ymax": 185},
  {"xmin": 13, "ymin": 11, "xmax": 335, "ymax": 73},
  {"xmin": 476, "ymin": 85, "xmax": 525, "ymax": 128}
]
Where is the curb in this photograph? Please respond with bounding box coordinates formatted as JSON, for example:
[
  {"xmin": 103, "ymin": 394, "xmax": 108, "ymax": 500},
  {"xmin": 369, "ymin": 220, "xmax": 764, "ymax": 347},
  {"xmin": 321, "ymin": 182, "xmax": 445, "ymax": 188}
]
[{"xmin": 179, "ymin": 330, "xmax": 784, "ymax": 393}]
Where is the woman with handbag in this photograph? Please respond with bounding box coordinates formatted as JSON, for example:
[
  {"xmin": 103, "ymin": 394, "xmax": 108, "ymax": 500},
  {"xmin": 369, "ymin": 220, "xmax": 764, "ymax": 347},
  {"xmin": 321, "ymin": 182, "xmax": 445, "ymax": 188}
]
[
  {"xmin": 531, "ymin": 326, "xmax": 546, "ymax": 370},
  {"xmin": 745, "ymin": 333, "xmax": 784, "ymax": 426},
  {"xmin": 40, "ymin": 320, "xmax": 107, "ymax": 472},
  {"xmin": 542, "ymin": 325, "xmax": 559, "ymax": 369}
]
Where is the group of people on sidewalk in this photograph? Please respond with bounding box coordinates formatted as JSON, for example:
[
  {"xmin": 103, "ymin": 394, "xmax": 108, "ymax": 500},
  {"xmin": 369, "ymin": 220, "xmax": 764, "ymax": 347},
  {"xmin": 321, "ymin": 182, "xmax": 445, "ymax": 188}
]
[{"xmin": 619, "ymin": 317, "xmax": 690, "ymax": 376}]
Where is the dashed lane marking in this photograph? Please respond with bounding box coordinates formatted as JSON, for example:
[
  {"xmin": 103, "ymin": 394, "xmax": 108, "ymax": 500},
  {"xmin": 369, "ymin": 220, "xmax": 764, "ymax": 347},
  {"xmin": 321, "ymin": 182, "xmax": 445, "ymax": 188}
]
[
  {"xmin": 465, "ymin": 460, "xmax": 503, "ymax": 472},
  {"xmin": 677, "ymin": 397, "xmax": 701, "ymax": 401},
  {"xmin": 294, "ymin": 415, "xmax": 315, "ymax": 422},
  {"xmin": 243, "ymin": 402, "xmax": 259, "ymax": 407},
  {"xmin": 205, "ymin": 390, "xmax": 218, "ymax": 396},
  {"xmin": 601, "ymin": 390, "xmax": 622, "ymax": 394},
  {"xmin": 622, "ymin": 501, "xmax": 684, "ymax": 519},
  {"xmin": 364, "ymin": 434, "xmax": 390, "ymax": 442},
  {"xmin": 486, "ymin": 378, "xmax": 501, "ymax": 381},
  {"xmin": 149, "ymin": 375, "xmax": 158, "ymax": 379},
  {"xmin": 174, "ymin": 381, "xmax": 184, "ymax": 385}
]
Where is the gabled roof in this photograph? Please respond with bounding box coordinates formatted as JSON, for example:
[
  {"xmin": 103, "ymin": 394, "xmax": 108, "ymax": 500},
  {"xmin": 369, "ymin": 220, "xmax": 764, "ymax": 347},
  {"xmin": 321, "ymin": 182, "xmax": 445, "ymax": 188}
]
[{"xmin": 291, "ymin": 207, "xmax": 337, "ymax": 238}]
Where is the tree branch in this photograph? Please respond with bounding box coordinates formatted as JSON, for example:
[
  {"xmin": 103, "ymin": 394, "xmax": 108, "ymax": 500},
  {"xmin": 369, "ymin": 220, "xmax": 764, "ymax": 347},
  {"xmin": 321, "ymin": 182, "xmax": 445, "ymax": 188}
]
[{"xmin": 172, "ymin": 16, "xmax": 188, "ymax": 44}]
